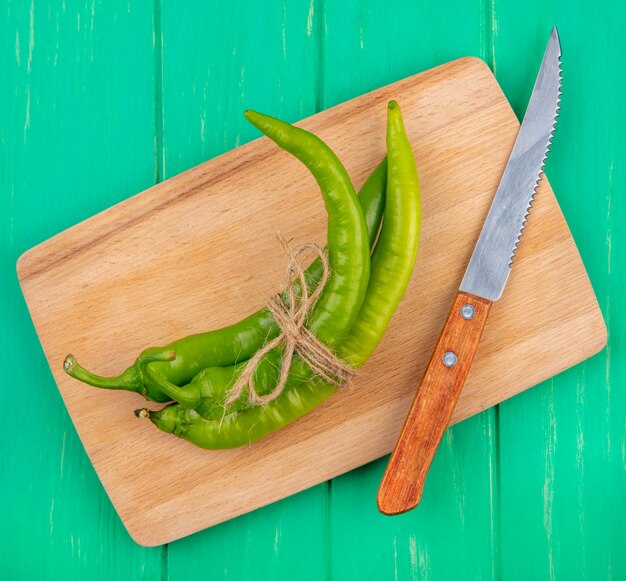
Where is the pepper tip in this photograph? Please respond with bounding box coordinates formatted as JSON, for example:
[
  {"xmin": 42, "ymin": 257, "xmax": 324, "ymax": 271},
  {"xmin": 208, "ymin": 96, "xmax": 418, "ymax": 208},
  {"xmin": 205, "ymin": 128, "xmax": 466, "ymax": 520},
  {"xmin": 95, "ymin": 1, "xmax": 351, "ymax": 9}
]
[
  {"xmin": 134, "ymin": 408, "xmax": 150, "ymax": 419},
  {"xmin": 388, "ymin": 100, "xmax": 399, "ymax": 110}
]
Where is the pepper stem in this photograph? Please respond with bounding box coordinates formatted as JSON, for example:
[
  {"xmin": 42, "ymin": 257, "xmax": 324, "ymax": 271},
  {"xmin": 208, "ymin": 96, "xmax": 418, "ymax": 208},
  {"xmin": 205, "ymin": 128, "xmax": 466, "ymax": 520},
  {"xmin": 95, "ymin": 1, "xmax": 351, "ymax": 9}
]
[
  {"xmin": 137, "ymin": 348, "xmax": 177, "ymax": 367},
  {"xmin": 63, "ymin": 354, "xmax": 142, "ymax": 392},
  {"xmin": 145, "ymin": 404, "xmax": 179, "ymax": 434},
  {"xmin": 143, "ymin": 365, "xmax": 201, "ymax": 409}
]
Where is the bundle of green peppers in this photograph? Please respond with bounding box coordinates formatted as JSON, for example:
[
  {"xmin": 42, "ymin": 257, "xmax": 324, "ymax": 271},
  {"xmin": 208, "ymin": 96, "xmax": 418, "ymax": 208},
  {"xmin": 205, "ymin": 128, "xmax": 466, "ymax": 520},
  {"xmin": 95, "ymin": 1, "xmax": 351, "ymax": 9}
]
[{"xmin": 64, "ymin": 101, "xmax": 421, "ymax": 449}]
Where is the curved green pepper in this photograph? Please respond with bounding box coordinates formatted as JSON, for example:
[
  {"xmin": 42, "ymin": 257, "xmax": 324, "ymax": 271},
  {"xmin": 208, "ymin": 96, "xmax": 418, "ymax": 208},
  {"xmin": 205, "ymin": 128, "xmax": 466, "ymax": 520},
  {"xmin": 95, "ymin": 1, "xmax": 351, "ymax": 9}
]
[
  {"xmin": 64, "ymin": 155, "xmax": 386, "ymax": 403},
  {"xmin": 148, "ymin": 100, "xmax": 421, "ymax": 448},
  {"xmin": 242, "ymin": 109, "xmax": 370, "ymax": 348}
]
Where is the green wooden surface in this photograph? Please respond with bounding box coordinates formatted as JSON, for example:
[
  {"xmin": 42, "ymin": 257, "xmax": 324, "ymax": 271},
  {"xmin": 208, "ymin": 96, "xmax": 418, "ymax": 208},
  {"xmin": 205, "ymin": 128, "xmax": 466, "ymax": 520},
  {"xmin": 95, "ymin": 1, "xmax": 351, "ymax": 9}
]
[{"xmin": 1, "ymin": 1, "xmax": 622, "ymax": 579}]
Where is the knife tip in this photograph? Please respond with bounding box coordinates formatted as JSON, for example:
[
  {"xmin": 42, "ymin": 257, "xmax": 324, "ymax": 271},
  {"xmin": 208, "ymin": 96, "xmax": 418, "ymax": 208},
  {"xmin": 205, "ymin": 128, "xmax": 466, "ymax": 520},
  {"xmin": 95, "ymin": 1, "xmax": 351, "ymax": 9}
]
[{"xmin": 550, "ymin": 26, "xmax": 561, "ymax": 54}]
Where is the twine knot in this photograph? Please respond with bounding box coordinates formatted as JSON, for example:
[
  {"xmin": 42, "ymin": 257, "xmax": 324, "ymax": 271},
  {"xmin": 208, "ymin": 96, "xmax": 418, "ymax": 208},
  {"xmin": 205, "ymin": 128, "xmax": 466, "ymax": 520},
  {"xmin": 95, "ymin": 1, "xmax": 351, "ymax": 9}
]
[{"xmin": 225, "ymin": 233, "xmax": 355, "ymax": 406}]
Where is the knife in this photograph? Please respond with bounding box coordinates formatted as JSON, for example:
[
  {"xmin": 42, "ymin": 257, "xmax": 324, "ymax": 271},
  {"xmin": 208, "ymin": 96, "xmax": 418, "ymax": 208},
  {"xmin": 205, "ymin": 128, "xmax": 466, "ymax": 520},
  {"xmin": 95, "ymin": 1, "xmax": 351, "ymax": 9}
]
[{"xmin": 377, "ymin": 27, "xmax": 562, "ymax": 515}]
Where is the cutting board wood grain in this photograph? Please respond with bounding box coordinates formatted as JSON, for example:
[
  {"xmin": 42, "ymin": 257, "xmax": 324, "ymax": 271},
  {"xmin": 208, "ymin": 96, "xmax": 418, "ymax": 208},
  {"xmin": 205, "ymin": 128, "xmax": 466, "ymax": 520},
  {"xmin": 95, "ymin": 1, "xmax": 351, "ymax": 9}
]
[{"xmin": 17, "ymin": 57, "xmax": 606, "ymax": 546}]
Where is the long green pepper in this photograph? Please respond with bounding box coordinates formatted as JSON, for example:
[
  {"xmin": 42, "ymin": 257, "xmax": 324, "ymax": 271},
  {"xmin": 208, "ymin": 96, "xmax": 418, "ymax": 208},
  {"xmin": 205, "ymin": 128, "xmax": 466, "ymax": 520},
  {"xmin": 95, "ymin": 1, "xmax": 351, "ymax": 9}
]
[
  {"xmin": 144, "ymin": 110, "xmax": 377, "ymax": 409},
  {"xmin": 140, "ymin": 160, "xmax": 388, "ymax": 410},
  {"xmin": 147, "ymin": 100, "xmax": 421, "ymax": 448},
  {"xmin": 243, "ymin": 109, "xmax": 371, "ymax": 349},
  {"xmin": 63, "ymin": 154, "xmax": 387, "ymax": 403}
]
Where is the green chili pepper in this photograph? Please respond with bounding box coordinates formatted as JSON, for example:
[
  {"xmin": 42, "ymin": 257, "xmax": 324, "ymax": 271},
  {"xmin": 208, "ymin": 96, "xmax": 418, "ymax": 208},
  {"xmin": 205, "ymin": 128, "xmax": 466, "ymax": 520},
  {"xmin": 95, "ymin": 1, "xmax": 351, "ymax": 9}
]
[
  {"xmin": 147, "ymin": 100, "xmax": 421, "ymax": 448},
  {"xmin": 243, "ymin": 109, "xmax": 370, "ymax": 347},
  {"xmin": 144, "ymin": 111, "xmax": 381, "ymax": 408},
  {"xmin": 64, "ymin": 156, "xmax": 386, "ymax": 403}
]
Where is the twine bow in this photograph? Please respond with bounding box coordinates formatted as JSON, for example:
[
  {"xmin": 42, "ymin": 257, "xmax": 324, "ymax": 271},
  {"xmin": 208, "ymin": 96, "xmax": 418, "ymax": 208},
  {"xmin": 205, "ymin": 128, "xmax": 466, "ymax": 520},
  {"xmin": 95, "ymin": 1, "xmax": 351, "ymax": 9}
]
[{"xmin": 225, "ymin": 233, "xmax": 355, "ymax": 406}]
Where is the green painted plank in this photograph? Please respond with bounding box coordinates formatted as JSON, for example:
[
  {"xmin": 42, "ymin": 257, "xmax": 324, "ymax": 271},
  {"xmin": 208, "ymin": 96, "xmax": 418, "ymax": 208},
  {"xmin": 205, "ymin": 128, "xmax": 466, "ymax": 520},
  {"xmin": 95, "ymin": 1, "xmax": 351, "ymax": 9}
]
[
  {"xmin": 320, "ymin": 0, "xmax": 489, "ymax": 109},
  {"xmin": 4, "ymin": 1, "xmax": 623, "ymax": 578},
  {"xmin": 158, "ymin": 0, "xmax": 319, "ymax": 180},
  {"xmin": 322, "ymin": 2, "xmax": 499, "ymax": 578},
  {"xmin": 167, "ymin": 487, "xmax": 329, "ymax": 581},
  {"xmin": 1, "ymin": 0, "xmax": 162, "ymax": 578},
  {"xmin": 491, "ymin": 9, "xmax": 625, "ymax": 580},
  {"xmin": 158, "ymin": 1, "xmax": 328, "ymax": 578},
  {"xmin": 329, "ymin": 413, "xmax": 499, "ymax": 580}
]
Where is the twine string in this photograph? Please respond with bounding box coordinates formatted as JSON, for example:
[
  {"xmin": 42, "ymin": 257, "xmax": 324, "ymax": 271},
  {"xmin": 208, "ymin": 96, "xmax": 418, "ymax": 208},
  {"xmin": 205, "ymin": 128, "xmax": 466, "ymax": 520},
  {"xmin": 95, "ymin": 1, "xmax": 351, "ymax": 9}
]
[{"xmin": 225, "ymin": 233, "xmax": 355, "ymax": 406}]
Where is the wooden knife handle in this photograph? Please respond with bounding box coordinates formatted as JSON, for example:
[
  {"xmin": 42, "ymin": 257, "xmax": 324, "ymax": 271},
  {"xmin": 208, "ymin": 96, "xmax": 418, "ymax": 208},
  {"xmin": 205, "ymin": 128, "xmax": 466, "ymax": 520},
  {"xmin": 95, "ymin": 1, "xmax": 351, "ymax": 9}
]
[{"xmin": 377, "ymin": 290, "xmax": 492, "ymax": 515}]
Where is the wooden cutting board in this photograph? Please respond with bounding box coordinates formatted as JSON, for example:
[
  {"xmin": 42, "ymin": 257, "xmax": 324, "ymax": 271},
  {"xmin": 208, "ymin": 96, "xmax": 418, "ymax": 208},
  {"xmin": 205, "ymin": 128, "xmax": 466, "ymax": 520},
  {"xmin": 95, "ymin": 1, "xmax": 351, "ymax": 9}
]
[{"xmin": 17, "ymin": 57, "xmax": 606, "ymax": 547}]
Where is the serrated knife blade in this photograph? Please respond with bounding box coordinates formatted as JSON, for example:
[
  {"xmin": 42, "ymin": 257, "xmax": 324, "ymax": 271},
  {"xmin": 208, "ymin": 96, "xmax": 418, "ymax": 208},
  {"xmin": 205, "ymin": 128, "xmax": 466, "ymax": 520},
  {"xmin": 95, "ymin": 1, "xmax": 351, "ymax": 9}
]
[
  {"xmin": 378, "ymin": 28, "xmax": 563, "ymax": 516},
  {"xmin": 460, "ymin": 26, "xmax": 562, "ymax": 300}
]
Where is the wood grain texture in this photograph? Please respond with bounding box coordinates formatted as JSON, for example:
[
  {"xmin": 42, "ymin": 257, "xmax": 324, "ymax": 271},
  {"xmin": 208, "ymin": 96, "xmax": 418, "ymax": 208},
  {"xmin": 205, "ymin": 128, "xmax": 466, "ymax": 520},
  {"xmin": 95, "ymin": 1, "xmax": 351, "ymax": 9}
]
[
  {"xmin": 16, "ymin": 56, "xmax": 606, "ymax": 547},
  {"xmin": 378, "ymin": 292, "xmax": 492, "ymax": 515}
]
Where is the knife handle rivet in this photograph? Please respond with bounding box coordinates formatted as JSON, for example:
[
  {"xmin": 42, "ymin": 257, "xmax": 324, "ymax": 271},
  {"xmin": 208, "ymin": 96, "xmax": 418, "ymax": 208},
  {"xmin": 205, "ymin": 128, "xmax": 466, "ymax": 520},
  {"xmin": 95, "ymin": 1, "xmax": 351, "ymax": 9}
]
[
  {"xmin": 460, "ymin": 304, "xmax": 475, "ymax": 320},
  {"xmin": 443, "ymin": 351, "xmax": 458, "ymax": 367}
]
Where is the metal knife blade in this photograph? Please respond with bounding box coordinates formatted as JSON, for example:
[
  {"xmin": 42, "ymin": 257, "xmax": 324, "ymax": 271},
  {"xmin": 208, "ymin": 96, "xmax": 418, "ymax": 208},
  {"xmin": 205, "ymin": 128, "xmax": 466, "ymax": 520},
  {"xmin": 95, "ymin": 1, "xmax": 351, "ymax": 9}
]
[{"xmin": 459, "ymin": 27, "xmax": 562, "ymax": 301}]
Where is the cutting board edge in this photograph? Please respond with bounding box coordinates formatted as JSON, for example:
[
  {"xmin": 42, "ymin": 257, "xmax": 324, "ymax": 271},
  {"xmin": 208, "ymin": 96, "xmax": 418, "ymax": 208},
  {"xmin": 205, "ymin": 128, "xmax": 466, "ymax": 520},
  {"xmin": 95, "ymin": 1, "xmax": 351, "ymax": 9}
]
[{"xmin": 13, "ymin": 54, "xmax": 609, "ymax": 547}]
